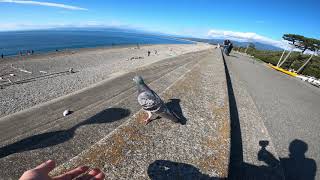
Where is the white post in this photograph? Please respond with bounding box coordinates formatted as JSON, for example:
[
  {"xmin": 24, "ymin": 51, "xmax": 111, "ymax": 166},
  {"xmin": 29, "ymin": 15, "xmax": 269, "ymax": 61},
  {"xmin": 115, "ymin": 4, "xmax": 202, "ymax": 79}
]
[
  {"xmin": 279, "ymin": 48, "xmax": 293, "ymax": 67},
  {"xmin": 297, "ymin": 51, "xmax": 316, "ymax": 73},
  {"xmin": 277, "ymin": 49, "xmax": 286, "ymax": 67}
]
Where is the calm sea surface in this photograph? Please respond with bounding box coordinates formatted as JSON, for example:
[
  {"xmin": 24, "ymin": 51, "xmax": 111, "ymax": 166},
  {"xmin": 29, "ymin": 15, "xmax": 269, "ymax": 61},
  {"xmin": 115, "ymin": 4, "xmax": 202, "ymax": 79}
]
[{"xmin": 0, "ymin": 29, "xmax": 192, "ymax": 56}]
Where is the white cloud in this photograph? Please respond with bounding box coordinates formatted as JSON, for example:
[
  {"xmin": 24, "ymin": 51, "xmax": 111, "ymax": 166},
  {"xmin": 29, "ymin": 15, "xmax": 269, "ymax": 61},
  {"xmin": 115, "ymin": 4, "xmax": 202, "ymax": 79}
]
[
  {"xmin": 207, "ymin": 29, "xmax": 290, "ymax": 49},
  {"xmin": 0, "ymin": 0, "xmax": 87, "ymax": 10}
]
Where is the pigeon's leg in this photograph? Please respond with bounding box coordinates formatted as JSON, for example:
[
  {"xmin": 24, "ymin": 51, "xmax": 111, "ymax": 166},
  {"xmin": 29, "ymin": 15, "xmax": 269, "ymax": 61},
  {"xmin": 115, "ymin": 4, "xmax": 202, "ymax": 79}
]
[{"xmin": 144, "ymin": 111, "xmax": 153, "ymax": 124}]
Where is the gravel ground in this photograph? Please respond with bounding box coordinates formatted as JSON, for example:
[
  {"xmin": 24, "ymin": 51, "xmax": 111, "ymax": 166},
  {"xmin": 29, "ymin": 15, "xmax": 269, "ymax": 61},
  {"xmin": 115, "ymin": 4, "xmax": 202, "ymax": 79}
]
[
  {"xmin": 226, "ymin": 52, "xmax": 320, "ymax": 180},
  {"xmin": 51, "ymin": 49, "xmax": 230, "ymax": 179},
  {"xmin": 0, "ymin": 43, "xmax": 210, "ymax": 117}
]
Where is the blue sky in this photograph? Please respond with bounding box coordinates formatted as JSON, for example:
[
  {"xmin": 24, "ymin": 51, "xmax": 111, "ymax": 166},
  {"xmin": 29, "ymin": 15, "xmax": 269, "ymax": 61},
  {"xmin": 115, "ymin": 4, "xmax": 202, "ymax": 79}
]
[{"xmin": 1, "ymin": 0, "xmax": 319, "ymax": 47}]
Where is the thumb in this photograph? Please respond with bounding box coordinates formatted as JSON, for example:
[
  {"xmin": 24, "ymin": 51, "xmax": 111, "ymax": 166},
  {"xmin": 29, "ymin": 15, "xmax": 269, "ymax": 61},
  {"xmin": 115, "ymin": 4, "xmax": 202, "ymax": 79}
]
[{"xmin": 35, "ymin": 160, "xmax": 56, "ymax": 174}]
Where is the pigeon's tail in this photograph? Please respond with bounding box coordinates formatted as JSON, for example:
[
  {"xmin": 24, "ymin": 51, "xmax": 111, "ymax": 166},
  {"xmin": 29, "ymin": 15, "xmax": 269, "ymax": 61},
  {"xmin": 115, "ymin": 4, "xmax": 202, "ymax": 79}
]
[{"xmin": 156, "ymin": 106, "xmax": 180, "ymax": 123}]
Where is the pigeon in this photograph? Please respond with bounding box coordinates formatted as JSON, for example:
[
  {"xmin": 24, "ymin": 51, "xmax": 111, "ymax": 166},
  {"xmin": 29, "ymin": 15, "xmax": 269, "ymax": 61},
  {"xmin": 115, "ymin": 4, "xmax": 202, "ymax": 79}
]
[{"xmin": 133, "ymin": 76, "xmax": 180, "ymax": 124}]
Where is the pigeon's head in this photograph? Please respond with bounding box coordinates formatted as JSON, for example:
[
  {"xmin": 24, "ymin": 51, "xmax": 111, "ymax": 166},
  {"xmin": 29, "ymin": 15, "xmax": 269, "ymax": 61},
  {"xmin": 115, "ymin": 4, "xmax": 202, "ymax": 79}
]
[{"xmin": 133, "ymin": 76, "xmax": 145, "ymax": 85}]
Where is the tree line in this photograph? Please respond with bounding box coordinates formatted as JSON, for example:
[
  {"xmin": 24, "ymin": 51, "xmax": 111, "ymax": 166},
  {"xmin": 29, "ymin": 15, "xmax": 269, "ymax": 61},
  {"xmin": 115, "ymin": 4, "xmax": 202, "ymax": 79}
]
[
  {"xmin": 281, "ymin": 34, "xmax": 320, "ymax": 73},
  {"xmin": 235, "ymin": 34, "xmax": 320, "ymax": 78}
]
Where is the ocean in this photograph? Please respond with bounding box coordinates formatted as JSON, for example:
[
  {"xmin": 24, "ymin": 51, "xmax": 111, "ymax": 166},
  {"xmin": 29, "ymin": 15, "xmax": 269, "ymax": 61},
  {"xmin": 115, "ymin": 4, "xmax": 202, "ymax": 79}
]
[{"xmin": 0, "ymin": 29, "xmax": 192, "ymax": 56}]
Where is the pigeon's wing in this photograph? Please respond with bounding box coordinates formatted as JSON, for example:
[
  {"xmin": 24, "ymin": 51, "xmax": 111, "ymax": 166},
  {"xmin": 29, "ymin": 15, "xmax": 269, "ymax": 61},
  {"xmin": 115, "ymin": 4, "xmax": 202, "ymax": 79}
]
[{"xmin": 138, "ymin": 91, "xmax": 163, "ymax": 112}]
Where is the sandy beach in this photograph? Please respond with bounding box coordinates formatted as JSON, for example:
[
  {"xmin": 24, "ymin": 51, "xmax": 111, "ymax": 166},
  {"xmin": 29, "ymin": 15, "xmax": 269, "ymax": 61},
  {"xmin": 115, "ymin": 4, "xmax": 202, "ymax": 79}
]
[{"xmin": 0, "ymin": 43, "xmax": 211, "ymax": 117}]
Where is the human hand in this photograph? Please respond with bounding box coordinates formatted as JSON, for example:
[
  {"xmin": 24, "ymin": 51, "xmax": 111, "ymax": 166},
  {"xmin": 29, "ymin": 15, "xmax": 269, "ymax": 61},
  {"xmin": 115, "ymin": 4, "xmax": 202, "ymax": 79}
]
[{"xmin": 19, "ymin": 160, "xmax": 105, "ymax": 180}]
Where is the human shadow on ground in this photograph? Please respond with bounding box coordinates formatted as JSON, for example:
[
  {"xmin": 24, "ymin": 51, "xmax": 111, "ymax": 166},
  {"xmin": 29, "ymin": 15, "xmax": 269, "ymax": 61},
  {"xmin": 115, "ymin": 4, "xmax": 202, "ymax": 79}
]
[
  {"xmin": 238, "ymin": 139, "xmax": 317, "ymax": 180},
  {"xmin": 222, "ymin": 51, "xmax": 317, "ymax": 179},
  {"xmin": 147, "ymin": 160, "xmax": 225, "ymax": 180},
  {"xmin": 258, "ymin": 139, "xmax": 317, "ymax": 180},
  {"xmin": 0, "ymin": 107, "xmax": 130, "ymax": 159},
  {"xmin": 165, "ymin": 98, "xmax": 187, "ymax": 125}
]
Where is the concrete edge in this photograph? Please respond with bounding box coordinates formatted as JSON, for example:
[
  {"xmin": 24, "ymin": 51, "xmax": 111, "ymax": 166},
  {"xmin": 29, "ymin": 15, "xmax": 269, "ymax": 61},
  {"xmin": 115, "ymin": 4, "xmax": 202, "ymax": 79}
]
[{"xmin": 221, "ymin": 50, "xmax": 285, "ymax": 179}]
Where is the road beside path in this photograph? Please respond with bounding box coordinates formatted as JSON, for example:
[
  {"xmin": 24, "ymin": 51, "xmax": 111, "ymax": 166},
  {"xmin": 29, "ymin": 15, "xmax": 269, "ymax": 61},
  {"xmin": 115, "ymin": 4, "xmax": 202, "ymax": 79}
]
[{"xmin": 225, "ymin": 52, "xmax": 320, "ymax": 180}]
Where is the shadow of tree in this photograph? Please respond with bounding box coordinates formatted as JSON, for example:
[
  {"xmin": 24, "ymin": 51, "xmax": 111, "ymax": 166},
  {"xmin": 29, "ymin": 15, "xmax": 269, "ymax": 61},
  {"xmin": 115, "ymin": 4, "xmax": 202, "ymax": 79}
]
[
  {"xmin": 0, "ymin": 107, "xmax": 130, "ymax": 158},
  {"xmin": 148, "ymin": 160, "xmax": 225, "ymax": 180},
  {"xmin": 165, "ymin": 98, "xmax": 187, "ymax": 125}
]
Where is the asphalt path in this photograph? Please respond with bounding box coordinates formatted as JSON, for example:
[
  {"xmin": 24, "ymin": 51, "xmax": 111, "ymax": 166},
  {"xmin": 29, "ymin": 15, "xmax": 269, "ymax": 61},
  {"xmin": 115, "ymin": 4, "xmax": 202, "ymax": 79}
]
[
  {"xmin": 0, "ymin": 50, "xmax": 211, "ymax": 179},
  {"xmin": 225, "ymin": 53, "xmax": 320, "ymax": 180}
]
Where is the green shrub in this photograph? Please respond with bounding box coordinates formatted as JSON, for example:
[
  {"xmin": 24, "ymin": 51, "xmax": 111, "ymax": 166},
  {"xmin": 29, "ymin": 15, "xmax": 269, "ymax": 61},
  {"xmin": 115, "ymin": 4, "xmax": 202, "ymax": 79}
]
[{"xmin": 235, "ymin": 47, "xmax": 320, "ymax": 78}]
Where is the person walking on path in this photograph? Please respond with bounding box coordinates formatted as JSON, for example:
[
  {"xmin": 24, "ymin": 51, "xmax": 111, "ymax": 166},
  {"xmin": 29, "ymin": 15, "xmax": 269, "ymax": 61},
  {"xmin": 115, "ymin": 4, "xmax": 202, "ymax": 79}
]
[{"xmin": 223, "ymin": 39, "xmax": 233, "ymax": 56}]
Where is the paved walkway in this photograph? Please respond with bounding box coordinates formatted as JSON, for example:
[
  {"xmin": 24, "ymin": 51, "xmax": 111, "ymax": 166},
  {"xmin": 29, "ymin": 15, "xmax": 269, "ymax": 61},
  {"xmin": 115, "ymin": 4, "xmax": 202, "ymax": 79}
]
[{"xmin": 226, "ymin": 52, "xmax": 319, "ymax": 180}]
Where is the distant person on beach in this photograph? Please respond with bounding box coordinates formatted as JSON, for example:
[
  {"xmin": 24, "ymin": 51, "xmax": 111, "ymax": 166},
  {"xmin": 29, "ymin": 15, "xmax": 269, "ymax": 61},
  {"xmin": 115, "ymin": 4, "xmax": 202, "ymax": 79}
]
[
  {"xmin": 148, "ymin": 51, "xmax": 151, "ymax": 56},
  {"xmin": 19, "ymin": 159, "xmax": 105, "ymax": 180},
  {"xmin": 1, "ymin": 54, "xmax": 3, "ymax": 59},
  {"xmin": 31, "ymin": 50, "xmax": 34, "ymax": 55}
]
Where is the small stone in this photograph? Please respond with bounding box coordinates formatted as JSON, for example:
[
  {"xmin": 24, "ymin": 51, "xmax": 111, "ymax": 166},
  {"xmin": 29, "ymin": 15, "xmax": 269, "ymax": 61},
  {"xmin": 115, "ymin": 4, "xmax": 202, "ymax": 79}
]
[
  {"xmin": 69, "ymin": 68, "xmax": 75, "ymax": 73},
  {"xmin": 63, "ymin": 110, "xmax": 71, "ymax": 116}
]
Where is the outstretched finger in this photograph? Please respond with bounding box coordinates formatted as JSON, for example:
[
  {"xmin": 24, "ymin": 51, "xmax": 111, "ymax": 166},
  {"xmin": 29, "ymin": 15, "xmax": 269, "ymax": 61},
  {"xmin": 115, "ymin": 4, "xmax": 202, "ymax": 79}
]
[
  {"xmin": 75, "ymin": 168, "xmax": 104, "ymax": 180},
  {"xmin": 92, "ymin": 172, "xmax": 105, "ymax": 180},
  {"xmin": 34, "ymin": 159, "xmax": 56, "ymax": 174},
  {"xmin": 53, "ymin": 166, "xmax": 89, "ymax": 180}
]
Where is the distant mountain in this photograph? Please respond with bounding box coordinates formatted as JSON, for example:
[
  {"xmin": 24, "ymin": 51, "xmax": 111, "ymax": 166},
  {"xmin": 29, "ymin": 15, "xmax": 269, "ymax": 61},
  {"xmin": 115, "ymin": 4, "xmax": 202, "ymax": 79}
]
[{"xmin": 183, "ymin": 37, "xmax": 282, "ymax": 51}]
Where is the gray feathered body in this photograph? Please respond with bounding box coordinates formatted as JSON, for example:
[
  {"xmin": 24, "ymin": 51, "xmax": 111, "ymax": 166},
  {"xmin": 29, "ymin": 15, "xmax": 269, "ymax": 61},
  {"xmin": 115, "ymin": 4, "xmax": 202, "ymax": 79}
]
[
  {"xmin": 137, "ymin": 83, "xmax": 164, "ymax": 112},
  {"xmin": 134, "ymin": 76, "xmax": 179, "ymax": 123}
]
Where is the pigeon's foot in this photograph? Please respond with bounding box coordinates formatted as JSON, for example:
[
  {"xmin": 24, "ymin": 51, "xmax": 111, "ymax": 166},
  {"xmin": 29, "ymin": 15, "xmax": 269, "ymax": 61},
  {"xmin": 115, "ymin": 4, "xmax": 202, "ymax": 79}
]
[
  {"xmin": 144, "ymin": 111, "xmax": 153, "ymax": 125},
  {"xmin": 144, "ymin": 118, "xmax": 152, "ymax": 125}
]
